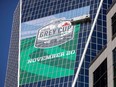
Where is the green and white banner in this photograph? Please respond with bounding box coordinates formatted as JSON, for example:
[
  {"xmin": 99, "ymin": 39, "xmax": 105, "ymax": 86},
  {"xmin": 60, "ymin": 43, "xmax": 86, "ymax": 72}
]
[{"xmin": 20, "ymin": 8, "xmax": 82, "ymax": 85}]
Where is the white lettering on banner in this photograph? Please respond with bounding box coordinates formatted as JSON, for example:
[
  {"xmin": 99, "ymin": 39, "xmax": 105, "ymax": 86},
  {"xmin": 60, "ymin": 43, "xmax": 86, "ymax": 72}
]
[
  {"xmin": 27, "ymin": 50, "xmax": 75, "ymax": 64},
  {"xmin": 34, "ymin": 20, "xmax": 74, "ymax": 48},
  {"xmin": 39, "ymin": 26, "xmax": 71, "ymax": 39}
]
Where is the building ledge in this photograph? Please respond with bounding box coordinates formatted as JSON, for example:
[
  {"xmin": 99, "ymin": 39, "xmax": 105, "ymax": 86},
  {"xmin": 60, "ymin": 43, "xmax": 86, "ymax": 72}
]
[
  {"xmin": 107, "ymin": 0, "xmax": 116, "ymax": 14},
  {"xmin": 89, "ymin": 45, "xmax": 107, "ymax": 67}
]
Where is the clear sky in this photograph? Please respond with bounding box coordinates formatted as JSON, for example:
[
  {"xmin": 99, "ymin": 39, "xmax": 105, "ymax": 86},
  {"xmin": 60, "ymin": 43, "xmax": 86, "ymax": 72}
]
[{"xmin": 0, "ymin": 0, "xmax": 18, "ymax": 86}]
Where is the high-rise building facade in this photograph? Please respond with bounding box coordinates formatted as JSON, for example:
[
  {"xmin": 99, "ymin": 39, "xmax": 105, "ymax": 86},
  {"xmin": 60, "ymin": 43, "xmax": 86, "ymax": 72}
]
[
  {"xmin": 5, "ymin": 0, "xmax": 113, "ymax": 87},
  {"xmin": 5, "ymin": 3, "xmax": 20, "ymax": 87},
  {"xmin": 89, "ymin": 1, "xmax": 116, "ymax": 87}
]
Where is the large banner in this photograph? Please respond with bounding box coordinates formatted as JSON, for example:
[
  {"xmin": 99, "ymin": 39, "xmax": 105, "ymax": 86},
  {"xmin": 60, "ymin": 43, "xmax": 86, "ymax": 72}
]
[{"xmin": 20, "ymin": 6, "xmax": 90, "ymax": 85}]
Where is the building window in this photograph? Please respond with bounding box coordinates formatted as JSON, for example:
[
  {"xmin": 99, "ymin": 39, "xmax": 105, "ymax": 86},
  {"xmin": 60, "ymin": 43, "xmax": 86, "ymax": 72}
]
[
  {"xmin": 93, "ymin": 59, "xmax": 107, "ymax": 87},
  {"xmin": 112, "ymin": 13, "xmax": 116, "ymax": 39},
  {"xmin": 113, "ymin": 47, "xmax": 116, "ymax": 87}
]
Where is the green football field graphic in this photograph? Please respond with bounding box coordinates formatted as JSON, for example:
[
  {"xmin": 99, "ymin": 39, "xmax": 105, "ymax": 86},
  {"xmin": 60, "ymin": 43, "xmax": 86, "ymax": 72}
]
[{"xmin": 20, "ymin": 24, "xmax": 80, "ymax": 85}]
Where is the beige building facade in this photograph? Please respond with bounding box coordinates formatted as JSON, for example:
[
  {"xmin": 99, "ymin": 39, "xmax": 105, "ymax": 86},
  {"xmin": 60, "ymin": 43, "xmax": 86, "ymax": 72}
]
[{"xmin": 89, "ymin": 1, "xmax": 116, "ymax": 87}]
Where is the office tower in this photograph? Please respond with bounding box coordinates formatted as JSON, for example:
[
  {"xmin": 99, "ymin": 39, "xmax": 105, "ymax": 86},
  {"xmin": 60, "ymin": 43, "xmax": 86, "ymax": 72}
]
[
  {"xmin": 5, "ymin": 3, "xmax": 20, "ymax": 87},
  {"xmin": 5, "ymin": 0, "xmax": 113, "ymax": 87},
  {"xmin": 89, "ymin": 1, "xmax": 116, "ymax": 87}
]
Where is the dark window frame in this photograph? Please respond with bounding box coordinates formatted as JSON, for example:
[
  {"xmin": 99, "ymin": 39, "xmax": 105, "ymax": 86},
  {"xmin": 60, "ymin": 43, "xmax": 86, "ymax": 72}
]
[
  {"xmin": 112, "ymin": 47, "xmax": 116, "ymax": 87},
  {"xmin": 112, "ymin": 12, "xmax": 116, "ymax": 40},
  {"xmin": 93, "ymin": 58, "xmax": 107, "ymax": 87}
]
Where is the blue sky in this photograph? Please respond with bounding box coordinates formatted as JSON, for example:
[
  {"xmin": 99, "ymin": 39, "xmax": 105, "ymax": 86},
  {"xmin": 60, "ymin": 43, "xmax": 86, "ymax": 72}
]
[{"xmin": 0, "ymin": 0, "xmax": 18, "ymax": 87}]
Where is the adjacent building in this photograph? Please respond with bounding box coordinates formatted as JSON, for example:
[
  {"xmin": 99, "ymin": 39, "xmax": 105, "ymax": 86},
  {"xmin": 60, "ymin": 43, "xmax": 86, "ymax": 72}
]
[
  {"xmin": 5, "ymin": 0, "xmax": 113, "ymax": 87},
  {"xmin": 89, "ymin": 0, "xmax": 116, "ymax": 87},
  {"xmin": 4, "ymin": 3, "xmax": 20, "ymax": 87}
]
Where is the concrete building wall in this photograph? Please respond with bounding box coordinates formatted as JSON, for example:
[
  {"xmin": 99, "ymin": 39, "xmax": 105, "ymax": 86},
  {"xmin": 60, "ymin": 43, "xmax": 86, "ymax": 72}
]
[
  {"xmin": 107, "ymin": 2, "xmax": 116, "ymax": 42},
  {"xmin": 89, "ymin": 1, "xmax": 116, "ymax": 87}
]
